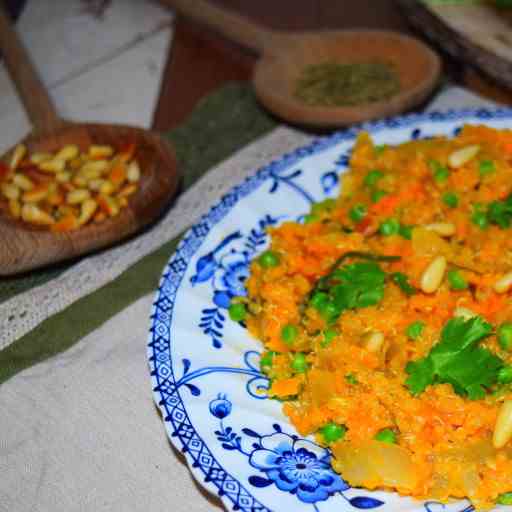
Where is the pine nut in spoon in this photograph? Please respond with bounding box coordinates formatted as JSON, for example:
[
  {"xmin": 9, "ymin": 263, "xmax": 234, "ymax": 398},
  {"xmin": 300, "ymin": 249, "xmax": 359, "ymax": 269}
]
[{"xmin": 0, "ymin": 6, "xmax": 179, "ymax": 276}]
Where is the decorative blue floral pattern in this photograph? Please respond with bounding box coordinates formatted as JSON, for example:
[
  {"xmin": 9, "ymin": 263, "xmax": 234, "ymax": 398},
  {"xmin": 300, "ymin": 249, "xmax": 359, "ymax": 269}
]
[
  {"xmin": 148, "ymin": 108, "xmax": 512, "ymax": 512},
  {"xmin": 191, "ymin": 216, "xmax": 279, "ymax": 348},
  {"xmin": 208, "ymin": 395, "xmax": 386, "ymax": 511},
  {"xmin": 247, "ymin": 429, "xmax": 348, "ymax": 504}
]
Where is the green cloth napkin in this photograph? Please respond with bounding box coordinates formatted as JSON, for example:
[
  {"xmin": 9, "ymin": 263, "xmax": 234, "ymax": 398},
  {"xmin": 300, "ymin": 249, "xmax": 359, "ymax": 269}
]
[{"xmin": 0, "ymin": 83, "xmax": 277, "ymax": 385}]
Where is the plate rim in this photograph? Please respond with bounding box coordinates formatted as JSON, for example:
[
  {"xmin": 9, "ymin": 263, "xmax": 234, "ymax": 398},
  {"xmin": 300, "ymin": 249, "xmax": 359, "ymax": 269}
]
[{"xmin": 147, "ymin": 107, "xmax": 512, "ymax": 512}]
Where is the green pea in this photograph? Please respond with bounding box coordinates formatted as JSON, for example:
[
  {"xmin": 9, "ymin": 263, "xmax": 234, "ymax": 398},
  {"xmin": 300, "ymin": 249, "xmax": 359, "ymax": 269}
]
[
  {"xmin": 349, "ymin": 204, "xmax": 367, "ymax": 223},
  {"xmin": 345, "ymin": 373, "xmax": 358, "ymax": 385},
  {"xmin": 379, "ymin": 218, "xmax": 400, "ymax": 236},
  {"xmin": 406, "ymin": 321, "xmax": 425, "ymax": 340},
  {"xmin": 498, "ymin": 323, "xmax": 512, "ymax": 351},
  {"xmin": 497, "ymin": 492, "xmax": 512, "ymax": 505},
  {"xmin": 399, "ymin": 225, "xmax": 413, "ymax": 240},
  {"xmin": 260, "ymin": 351, "xmax": 276, "ymax": 372},
  {"xmin": 371, "ymin": 189, "xmax": 387, "ymax": 203},
  {"xmin": 258, "ymin": 250, "xmax": 280, "ymax": 268},
  {"xmin": 442, "ymin": 191, "xmax": 459, "ymax": 208},
  {"xmin": 304, "ymin": 214, "xmax": 318, "ymax": 224},
  {"xmin": 281, "ymin": 324, "xmax": 298, "ymax": 346},
  {"xmin": 374, "ymin": 428, "xmax": 397, "ymax": 444},
  {"xmin": 310, "ymin": 291, "xmax": 328, "ymax": 310},
  {"xmin": 497, "ymin": 365, "xmax": 512, "ymax": 384},
  {"xmin": 429, "ymin": 160, "xmax": 449, "ymax": 183},
  {"xmin": 228, "ymin": 303, "xmax": 246, "ymax": 322},
  {"xmin": 447, "ymin": 270, "xmax": 468, "ymax": 291},
  {"xmin": 479, "ymin": 159, "xmax": 495, "ymax": 177},
  {"xmin": 471, "ymin": 210, "xmax": 489, "ymax": 230},
  {"xmin": 320, "ymin": 422, "xmax": 347, "ymax": 443},
  {"xmin": 321, "ymin": 328, "xmax": 337, "ymax": 348},
  {"xmin": 434, "ymin": 167, "xmax": 449, "ymax": 183},
  {"xmin": 291, "ymin": 353, "xmax": 308, "ymax": 373},
  {"xmin": 364, "ymin": 169, "xmax": 384, "ymax": 187}
]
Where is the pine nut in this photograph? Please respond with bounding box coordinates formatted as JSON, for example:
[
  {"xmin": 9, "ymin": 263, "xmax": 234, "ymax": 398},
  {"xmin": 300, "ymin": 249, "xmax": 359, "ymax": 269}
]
[
  {"xmin": 88, "ymin": 145, "xmax": 113, "ymax": 159},
  {"xmin": 448, "ymin": 145, "xmax": 480, "ymax": 168},
  {"xmin": 363, "ymin": 331, "xmax": 385, "ymax": 352},
  {"xmin": 66, "ymin": 189, "xmax": 90, "ymax": 205},
  {"xmin": 99, "ymin": 180, "xmax": 115, "ymax": 196},
  {"xmin": 117, "ymin": 183, "xmax": 137, "ymax": 198},
  {"xmin": 81, "ymin": 160, "xmax": 109, "ymax": 174},
  {"xmin": 30, "ymin": 152, "xmax": 52, "ymax": 164},
  {"xmin": 127, "ymin": 160, "xmax": 141, "ymax": 182},
  {"xmin": 9, "ymin": 199, "xmax": 21, "ymax": 218},
  {"xmin": 494, "ymin": 272, "xmax": 512, "ymax": 294},
  {"xmin": 80, "ymin": 167, "xmax": 103, "ymax": 181},
  {"xmin": 73, "ymin": 176, "xmax": 87, "ymax": 188},
  {"xmin": 88, "ymin": 179, "xmax": 105, "ymax": 191},
  {"xmin": 425, "ymin": 222, "xmax": 456, "ymax": 237},
  {"xmin": 454, "ymin": 307, "xmax": 477, "ymax": 320},
  {"xmin": 54, "ymin": 145, "xmax": 79, "ymax": 162},
  {"xmin": 420, "ymin": 256, "xmax": 447, "ymax": 294},
  {"xmin": 99, "ymin": 196, "xmax": 120, "ymax": 217},
  {"xmin": 9, "ymin": 144, "xmax": 26, "ymax": 170},
  {"xmin": 1, "ymin": 183, "xmax": 20, "ymax": 200},
  {"xmin": 12, "ymin": 173, "xmax": 34, "ymax": 191},
  {"xmin": 78, "ymin": 199, "xmax": 98, "ymax": 225},
  {"xmin": 493, "ymin": 400, "xmax": 512, "ymax": 448},
  {"xmin": 21, "ymin": 203, "xmax": 54, "ymax": 225},
  {"xmin": 22, "ymin": 185, "xmax": 49, "ymax": 203},
  {"xmin": 39, "ymin": 159, "xmax": 66, "ymax": 173},
  {"xmin": 56, "ymin": 171, "xmax": 71, "ymax": 183}
]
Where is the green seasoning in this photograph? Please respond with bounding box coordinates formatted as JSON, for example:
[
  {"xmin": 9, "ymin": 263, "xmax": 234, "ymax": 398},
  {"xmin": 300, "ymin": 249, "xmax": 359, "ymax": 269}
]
[{"xmin": 295, "ymin": 61, "xmax": 401, "ymax": 107}]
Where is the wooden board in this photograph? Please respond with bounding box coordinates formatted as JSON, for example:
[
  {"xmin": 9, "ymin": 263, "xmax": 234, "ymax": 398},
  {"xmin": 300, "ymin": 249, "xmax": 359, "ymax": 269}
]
[{"xmin": 397, "ymin": 1, "xmax": 512, "ymax": 91}]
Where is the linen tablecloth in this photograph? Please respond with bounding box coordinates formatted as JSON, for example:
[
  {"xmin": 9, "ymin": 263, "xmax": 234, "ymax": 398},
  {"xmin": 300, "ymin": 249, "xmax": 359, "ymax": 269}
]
[{"xmin": 0, "ymin": 84, "xmax": 498, "ymax": 512}]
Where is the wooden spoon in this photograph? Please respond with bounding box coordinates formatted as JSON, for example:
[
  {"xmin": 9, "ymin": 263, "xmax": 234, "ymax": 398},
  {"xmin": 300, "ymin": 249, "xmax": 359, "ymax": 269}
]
[
  {"xmin": 0, "ymin": 6, "xmax": 179, "ymax": 276},
  {"xmin": 160, "ymin": 0, "xmax": 441, "ymax": 127}
]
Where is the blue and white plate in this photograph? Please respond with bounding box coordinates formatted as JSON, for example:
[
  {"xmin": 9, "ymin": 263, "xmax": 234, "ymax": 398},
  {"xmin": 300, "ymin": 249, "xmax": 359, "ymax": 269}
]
[{"xmin": 148, "ymin": 109, "xmax": 512, "ymax": 512}]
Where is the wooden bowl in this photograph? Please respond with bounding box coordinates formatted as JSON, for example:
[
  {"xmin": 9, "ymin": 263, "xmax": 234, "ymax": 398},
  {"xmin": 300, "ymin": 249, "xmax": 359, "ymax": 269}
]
[{"xmin": 253, "ymin": 30, "xmax": 442, "ymax": 127}]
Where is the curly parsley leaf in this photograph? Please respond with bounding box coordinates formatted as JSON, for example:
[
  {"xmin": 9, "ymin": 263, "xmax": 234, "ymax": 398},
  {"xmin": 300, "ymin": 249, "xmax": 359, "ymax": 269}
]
[
  {"xmin": 330, "ymin": 262, "xmax": 386, "ymax": 310},
  {"xmin": 405, "ymin": 316, "xmax": 502, "ymax": 399},
  {"xmin": 487, "ymin": 197, "xmax": 512, "ymax": 229},
  {"xmin": 390, "ymin": 272, "xmax": 417, "ymax": 296}
]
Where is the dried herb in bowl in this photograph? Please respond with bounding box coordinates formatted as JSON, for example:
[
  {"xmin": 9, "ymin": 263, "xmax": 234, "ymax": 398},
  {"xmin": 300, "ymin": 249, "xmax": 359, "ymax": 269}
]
[{"xmin": 294, "ymin": 61, "xmax": 401, "ymax": 107}]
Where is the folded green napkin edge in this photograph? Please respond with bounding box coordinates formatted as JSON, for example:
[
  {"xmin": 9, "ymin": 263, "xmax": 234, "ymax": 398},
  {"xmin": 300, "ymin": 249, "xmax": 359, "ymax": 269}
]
[{"xmin": 0, "ymin": 82, "xmax": 276, "ymax": 385}]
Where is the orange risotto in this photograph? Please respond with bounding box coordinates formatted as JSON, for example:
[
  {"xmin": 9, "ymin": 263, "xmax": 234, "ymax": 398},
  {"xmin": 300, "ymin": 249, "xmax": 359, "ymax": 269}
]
[{"xmin": 229, "ymin": 125, "xmax": 512, "ymax": 510}]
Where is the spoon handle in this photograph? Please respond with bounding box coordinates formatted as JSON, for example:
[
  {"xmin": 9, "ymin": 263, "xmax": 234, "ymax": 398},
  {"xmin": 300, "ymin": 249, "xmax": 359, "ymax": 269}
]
[
  {"xmin": 0, "ymin": 5, "xmax": 62, "ymax": 133},
  {"xmin": 159, "ymin": 0, "xmax": 277, "ymax": 54}
]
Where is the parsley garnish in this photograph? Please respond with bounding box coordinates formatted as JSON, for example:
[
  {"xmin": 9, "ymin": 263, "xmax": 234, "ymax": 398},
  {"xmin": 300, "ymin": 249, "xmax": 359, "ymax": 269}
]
[
  {"xmin": 405, "ymin": 316, "xmax": 503, "ymax": 400},
  {"xmin": 391, "ymin": 272, "xmax": 417, "ymax": 296},
  {"xmin": 487, "ymin": 196, "xmax": 512, "ymax": 229}
]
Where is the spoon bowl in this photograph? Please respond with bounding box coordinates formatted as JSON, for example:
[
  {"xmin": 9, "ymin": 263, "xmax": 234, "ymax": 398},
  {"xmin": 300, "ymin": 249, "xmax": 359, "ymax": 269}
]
[
  {"xmin": 0, "ymin": 123, "xmax": 178, "ymax": 275},
  {"xmin": 161, "ymin": 0, "xmax": 442, "ymax": 127},
  {"xmin": 0, "ymin": 7, "xmax": 179, "ymax": 275},
  {"xmin": 253, "ymin": 30, "xmax": 441, "ymax": 127}
]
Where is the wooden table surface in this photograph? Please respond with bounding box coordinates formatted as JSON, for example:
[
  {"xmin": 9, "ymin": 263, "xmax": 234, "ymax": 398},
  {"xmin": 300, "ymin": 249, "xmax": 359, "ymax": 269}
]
[{"xmin": 152, "ymin": 0, "xmax": 512, "ymax": 132}]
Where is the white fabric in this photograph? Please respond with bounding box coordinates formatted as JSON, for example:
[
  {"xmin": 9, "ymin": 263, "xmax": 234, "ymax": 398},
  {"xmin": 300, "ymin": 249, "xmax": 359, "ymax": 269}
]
[
  {"xmin": 0, "ymin": 294, "xmax": 219, "ymax": 512},
  {"xmin": 0, "ymin": 87, "xmax": 498, "ymax": 512}
]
